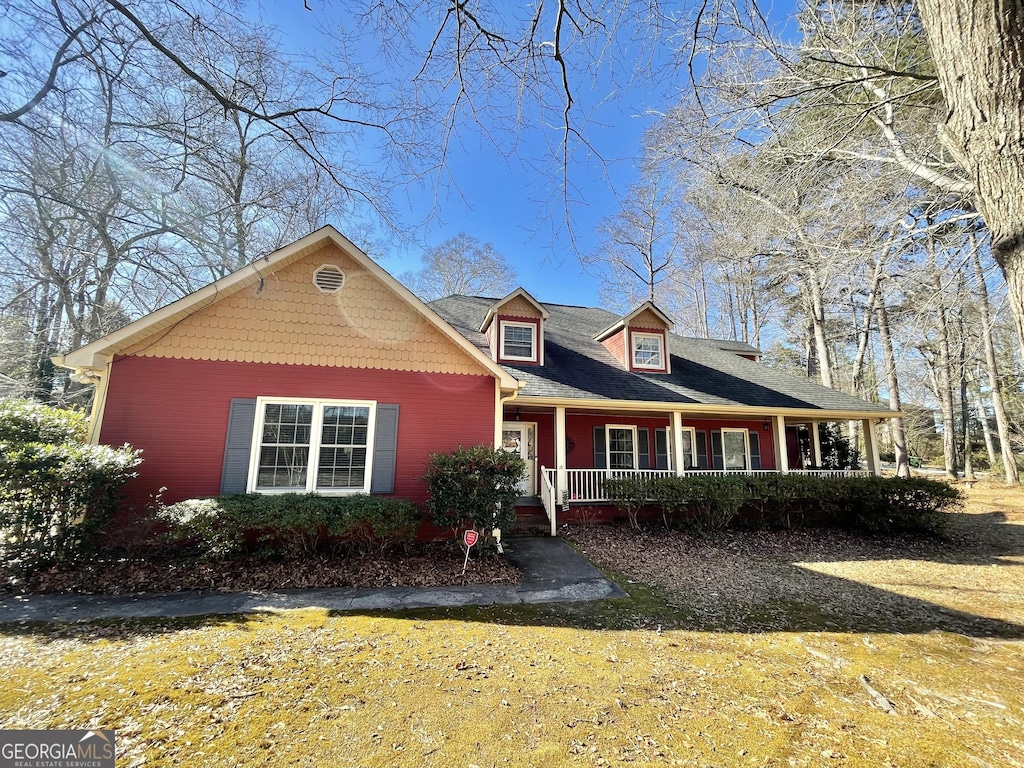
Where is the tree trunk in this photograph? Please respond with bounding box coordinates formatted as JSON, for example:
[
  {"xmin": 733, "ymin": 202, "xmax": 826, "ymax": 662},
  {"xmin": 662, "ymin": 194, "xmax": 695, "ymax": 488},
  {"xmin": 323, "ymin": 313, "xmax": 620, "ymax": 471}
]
[
  {"xmin": 916, "ymin": 1, "xmax": 1024, "ymax": 359},
  {"xmin": 805, "ymin": 268, "xmax": 834, "ymax": 388},
  {"xmin": 970, "ymin": 244, "xmax": 1020, "ymax": 483},
  {"xmin": 971, "ymin": 379, "xmax": 998, "ymax": 468},
  {"xmin": 876, "ymin": 289, "xmax": 909, "ymax": 478},
  {"xmin": 958, "ymin": 302, "xmax": 975, "ymax": 482}
]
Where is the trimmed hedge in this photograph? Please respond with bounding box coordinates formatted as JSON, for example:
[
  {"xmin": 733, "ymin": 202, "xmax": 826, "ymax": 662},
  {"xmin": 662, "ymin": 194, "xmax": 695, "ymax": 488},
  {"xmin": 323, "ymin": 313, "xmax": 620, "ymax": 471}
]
[
  {"xmin": 0, "ymin": 399, "xmax": 142, "ymax": 576},
  {"xmin": 157, "ymin": 493, "xmax": 419, "ymax": 558},
  {"xmin": 605, "ymin": 474, "xmax": 961, "ymax": 536}
]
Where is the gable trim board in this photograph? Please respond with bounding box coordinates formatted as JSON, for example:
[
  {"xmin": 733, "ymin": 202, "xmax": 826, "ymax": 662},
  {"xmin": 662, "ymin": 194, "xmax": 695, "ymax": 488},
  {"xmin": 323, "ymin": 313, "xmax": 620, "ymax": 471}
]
[{"xmin": 55, "ymin": 226, "xmax": 520, "ymax": 394}]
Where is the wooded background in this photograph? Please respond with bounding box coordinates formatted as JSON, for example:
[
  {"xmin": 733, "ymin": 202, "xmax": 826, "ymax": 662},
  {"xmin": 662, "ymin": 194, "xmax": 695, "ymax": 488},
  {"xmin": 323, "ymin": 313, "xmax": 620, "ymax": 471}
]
[{"xmin": 1, "ymin": 0, "xmax": 1021, "ymax": 481}]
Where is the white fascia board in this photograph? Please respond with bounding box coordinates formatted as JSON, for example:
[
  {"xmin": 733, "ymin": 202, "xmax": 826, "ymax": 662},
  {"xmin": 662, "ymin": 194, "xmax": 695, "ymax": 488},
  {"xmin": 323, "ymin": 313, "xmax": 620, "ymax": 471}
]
[
  {"xmin": 511, "ymin": 395, "xmax": 901, "ymax": 421},
  {"xmin": 58, "ymin": 226, "xmax": 521, "ymax": 393}
]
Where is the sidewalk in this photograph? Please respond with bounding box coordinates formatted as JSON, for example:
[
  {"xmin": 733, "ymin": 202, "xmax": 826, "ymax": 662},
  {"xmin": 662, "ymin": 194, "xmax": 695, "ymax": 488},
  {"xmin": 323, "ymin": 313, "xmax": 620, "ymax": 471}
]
[{"xmin": 0, "ymin": 537, "xmax": 627, "ymax": 624}]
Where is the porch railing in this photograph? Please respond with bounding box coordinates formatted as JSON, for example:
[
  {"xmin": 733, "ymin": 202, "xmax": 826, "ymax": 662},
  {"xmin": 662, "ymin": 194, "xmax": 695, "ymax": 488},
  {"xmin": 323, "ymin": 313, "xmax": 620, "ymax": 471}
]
[
  {"xmin": 540, "ymin": 467, "xmax": 871, "ymax": 506},
  {"xmin": 562, "ymin": 468, "xmax": 675, "ymax": 503},
  {"xmin": 539, "ymin": 464, "xmax": 557, "ymax": 536}
]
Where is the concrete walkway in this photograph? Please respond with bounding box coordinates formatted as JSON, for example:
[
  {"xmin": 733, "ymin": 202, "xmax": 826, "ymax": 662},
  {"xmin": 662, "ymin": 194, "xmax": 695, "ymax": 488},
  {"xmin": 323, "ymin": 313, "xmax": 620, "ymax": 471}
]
[{"xmin": 0, "ymin": 538, "xmax": 626, "ymax": 625}]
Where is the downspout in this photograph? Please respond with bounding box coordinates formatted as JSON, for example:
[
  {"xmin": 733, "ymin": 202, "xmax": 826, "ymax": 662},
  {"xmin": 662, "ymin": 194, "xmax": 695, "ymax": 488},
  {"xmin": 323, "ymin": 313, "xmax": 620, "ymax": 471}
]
[
  {"xmin": 495, "ymin": 382, "xmax": 525, "ymax": 447},
  {"xmin": 496, "ymin": 380, "xmax": 526, "ymax": 540}
]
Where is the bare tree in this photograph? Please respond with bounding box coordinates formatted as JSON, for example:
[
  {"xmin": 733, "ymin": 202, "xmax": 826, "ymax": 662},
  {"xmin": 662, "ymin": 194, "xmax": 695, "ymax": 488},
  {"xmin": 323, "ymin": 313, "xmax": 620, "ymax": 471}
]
[
  {"xmin": 403, "ymin": 233, "xmax": 517, "ymax": 300},
  {"xmin": 591, "ymin": 177, "xmax": 683, "ymax": 311},
  {"xmin": 1, "ymin": 0, "xmax": 416, "ymax": 221}
]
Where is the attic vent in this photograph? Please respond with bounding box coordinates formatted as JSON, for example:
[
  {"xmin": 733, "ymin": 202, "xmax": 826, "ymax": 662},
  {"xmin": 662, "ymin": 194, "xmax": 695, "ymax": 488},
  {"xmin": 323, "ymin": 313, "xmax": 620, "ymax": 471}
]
[{"xmin": 313, "ymin": 265, "xmax": 345, "ymax": 293}]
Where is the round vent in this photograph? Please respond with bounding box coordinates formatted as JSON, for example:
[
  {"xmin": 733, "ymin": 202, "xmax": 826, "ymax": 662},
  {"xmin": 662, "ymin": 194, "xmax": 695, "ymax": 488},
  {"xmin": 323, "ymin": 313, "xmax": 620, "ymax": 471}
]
[{"xmin": 313, "ymin": 265, "xmax": 345, "ymax": 293}]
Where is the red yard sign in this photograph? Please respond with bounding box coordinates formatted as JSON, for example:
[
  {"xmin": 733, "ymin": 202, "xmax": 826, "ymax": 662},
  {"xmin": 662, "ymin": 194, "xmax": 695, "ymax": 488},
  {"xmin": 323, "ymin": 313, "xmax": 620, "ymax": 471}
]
[{"xmin": 463, "ymin": 529, "xmax": 479, "ymax": 547}]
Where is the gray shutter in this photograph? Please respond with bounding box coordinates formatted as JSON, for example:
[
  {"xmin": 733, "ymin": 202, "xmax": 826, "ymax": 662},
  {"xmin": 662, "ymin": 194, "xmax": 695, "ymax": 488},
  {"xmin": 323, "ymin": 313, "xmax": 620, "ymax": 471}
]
[
  {"xmin": 593, "ymin": 426, "xmax": 606, "ymax": 469},
  {"xmin": 750, "ymin": 431, "xmax": 762, "ymax": 470},
  {"xmin": 220, "ymin": 398, "xmax": 257, "ymax": 494},
  {"xmin": 654, "ymin": 428, "xmax": 669, "ymax": 470},
  {"xmin": 370, "ymin": 404, "xmax": 399, "ymax": 494},
  {"xmin": 711, "ymin": 431, "xmax": 724, "ymax": 470},
  {"xmin": 638, "ymin": 427, "xmax": 651, "ymax": 469},
  {"xmin": 696, "ymin": 430, "xmax": 709, "ymax": 469}
]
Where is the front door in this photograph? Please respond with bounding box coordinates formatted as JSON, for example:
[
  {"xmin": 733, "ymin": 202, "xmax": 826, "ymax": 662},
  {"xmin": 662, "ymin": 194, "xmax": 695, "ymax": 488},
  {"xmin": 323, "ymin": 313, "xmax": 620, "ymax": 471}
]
[{"xmin": 501, "ymin": 422, "xmax": 536, "ymax": 496}]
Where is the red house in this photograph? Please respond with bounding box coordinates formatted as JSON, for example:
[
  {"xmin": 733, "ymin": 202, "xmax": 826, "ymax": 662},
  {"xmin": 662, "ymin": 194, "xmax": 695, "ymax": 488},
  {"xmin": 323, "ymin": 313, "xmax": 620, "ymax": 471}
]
[{"xmin": 55, "ymin": 227, "xmax": 896, "ymax": 534}]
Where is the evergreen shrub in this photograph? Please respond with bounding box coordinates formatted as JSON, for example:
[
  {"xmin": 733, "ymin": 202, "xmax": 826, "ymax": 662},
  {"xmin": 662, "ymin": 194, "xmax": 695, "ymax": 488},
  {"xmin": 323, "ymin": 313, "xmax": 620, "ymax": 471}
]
[
  {"xmin": 424, "ymin": 445, "xmax": 524, "ymax": 544},
  {"xmin": 603, "ymin": 473, "xmax": 960, "ymax": 536},
  {"xmin": 158, "ymin": 493, "xmax": 419, "ymax": 557},
  {"xmin": 0, "ymin": 398, "xmax": 141, "ymax": 576}
]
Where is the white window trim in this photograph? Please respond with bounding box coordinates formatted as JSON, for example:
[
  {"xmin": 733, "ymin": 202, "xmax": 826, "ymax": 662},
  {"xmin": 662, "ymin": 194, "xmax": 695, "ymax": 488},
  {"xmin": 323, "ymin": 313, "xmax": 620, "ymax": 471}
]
[
  {"xmin": 499, "ymin": 320, "xmax": 537, "ymax": 362},
  {"xmin": 721, "ymin": 427, "xmax": 751, "ymax": 471},
  {"xmin": 631, "ymin": 331, "xmax": 665, "ymax": 370},
  {"xmin": 248, "ymin": 396, "xmax": 377, "ymax": 494},
  {"xmin": 605, "ymin": 424, "xmax": 638, "ymax": 470}
]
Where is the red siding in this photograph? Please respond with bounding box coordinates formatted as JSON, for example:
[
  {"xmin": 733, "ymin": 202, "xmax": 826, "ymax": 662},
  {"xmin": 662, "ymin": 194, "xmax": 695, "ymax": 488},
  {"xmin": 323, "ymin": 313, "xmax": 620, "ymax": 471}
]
[
  {"xmin": 567, "ymin": 413, "xmax": 671, "ymax": 468},
  {"xmin": 100, "ymin": 356, "xmax": 496, "ymax": 510},
  {"xmin": 502, "ymin": 409, "xmax": 778, "ymax": 471},
  {"xmin": 600, "ymin": 329, "xmax": 626, "ymax": 367},
  {"xmin": 688, "ymin": 419, "xmax": 777, "ymax": 470}
]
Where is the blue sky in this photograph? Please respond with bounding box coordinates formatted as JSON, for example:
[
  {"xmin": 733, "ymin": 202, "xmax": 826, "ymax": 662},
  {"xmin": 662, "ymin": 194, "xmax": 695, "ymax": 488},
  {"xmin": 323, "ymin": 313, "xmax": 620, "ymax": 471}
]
[{"xmin": 253, "ymin": 1, "xmax": 798, "ymax": 309}]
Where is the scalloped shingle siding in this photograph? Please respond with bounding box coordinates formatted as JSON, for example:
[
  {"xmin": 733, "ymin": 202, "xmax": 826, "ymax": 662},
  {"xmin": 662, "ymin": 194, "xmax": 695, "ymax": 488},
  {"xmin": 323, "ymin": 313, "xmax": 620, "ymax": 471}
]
[
  {"xmin": 498, "ymin": 295, "xmax": 544, "ymax": 318},
  {"xmin": 122, "ymin": 244, "xmax": 486, "ymax": 376}
]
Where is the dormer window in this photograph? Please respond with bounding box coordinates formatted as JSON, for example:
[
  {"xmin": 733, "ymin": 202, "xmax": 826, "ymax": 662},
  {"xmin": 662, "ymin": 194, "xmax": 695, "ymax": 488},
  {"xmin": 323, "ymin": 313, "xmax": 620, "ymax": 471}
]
[
  {"xmin": 480, "ymin": 288, "xmax": 548, "ymax": 366},
  {"xmin": 632, "ymin": 332, "xmax": 664, "ymax": 369},
  {"xmin": 500, "ymin": 321, "xmax": 537, "ymax": 362}
]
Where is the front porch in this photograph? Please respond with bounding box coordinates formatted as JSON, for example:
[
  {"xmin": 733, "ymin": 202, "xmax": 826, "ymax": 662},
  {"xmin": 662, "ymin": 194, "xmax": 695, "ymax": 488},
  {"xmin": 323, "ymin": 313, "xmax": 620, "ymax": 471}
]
[
  {"xmin": 534, "ymin": 466, "xmax": 872, "ymax": 535},
  {"xmin": 500, "ymin": 403, "xmax": 883, "ymax": 536}
]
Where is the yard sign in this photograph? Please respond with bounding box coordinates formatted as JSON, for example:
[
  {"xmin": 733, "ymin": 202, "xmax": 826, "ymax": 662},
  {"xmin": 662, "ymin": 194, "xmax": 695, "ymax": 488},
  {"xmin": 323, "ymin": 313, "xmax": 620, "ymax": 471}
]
[{"xmin": 462, "ymin": 529, "xmax": 478, "ymax": 575}]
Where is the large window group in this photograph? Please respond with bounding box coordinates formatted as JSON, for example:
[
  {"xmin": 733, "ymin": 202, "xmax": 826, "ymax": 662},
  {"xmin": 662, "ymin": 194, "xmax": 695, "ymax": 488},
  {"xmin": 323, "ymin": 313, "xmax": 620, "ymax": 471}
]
[{"xmin": 251, "ymin": 398, "xmax": 376, "ymax": 493}]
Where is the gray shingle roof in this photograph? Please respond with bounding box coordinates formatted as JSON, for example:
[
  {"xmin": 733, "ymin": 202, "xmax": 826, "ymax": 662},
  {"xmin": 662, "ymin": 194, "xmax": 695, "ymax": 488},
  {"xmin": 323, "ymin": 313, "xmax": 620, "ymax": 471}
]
[{"xmin": 429, "ymin": 295, "xmax": 890, "ymax": 414}]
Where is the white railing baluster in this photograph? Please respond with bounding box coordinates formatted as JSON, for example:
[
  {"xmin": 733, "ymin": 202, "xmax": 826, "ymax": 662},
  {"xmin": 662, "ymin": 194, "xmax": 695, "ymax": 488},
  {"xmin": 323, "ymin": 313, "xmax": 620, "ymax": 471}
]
[{"xmin": 534, "ymin": 467, "xmax": 868, "ymax": 509}]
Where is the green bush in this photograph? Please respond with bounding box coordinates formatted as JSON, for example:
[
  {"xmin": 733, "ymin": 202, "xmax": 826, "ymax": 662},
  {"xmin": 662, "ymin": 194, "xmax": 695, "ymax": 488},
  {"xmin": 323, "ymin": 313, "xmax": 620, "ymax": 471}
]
[
  {"xmin": 602, "ymin": 472, "xmax": 960, "ymax": 536},
  {"xmin": 0, "ymin": 399, "xmax": 142, "ymax": 576},
  {"xmin": 604, "ymin": 475, "xmax": 653, "ymax": 530},
  {"xmin": 681, "ymin": 475, "xmax": 747, "ymax": 536},
  {"xmin": 740, "ymin": 473, "xmax": 823, "ymax": 529},
  {"xmin": 820, "ymin": 477, "xmax": 961, "ymax": 534},
  {"xmin": 424, "ymin": 445, "xmax": 524, "ymax": 543},
  {"xmin": 157, "ymin": 493, "xmax": 419, "ymax": 558},
  {"xmin": 0, "ymin": 398, "xmax": 88, "ymax": 444}
]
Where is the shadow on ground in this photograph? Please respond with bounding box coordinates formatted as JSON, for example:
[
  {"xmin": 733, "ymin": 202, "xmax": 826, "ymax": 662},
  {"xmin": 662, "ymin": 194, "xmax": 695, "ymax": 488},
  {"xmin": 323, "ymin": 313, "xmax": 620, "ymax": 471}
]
[{"xmin": 338, "ymin": 513, "xmax": 1024, "ymax": 640}]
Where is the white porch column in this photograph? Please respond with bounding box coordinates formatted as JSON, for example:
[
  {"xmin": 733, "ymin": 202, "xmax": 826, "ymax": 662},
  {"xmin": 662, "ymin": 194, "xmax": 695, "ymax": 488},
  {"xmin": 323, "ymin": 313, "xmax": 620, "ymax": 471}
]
[
  {"xmin": 862, "ymin": 418, "xmax": 881, "ymax": 476},
  {"xmin": 810, "ymin": 422, "xmax": 822, "ymax": 467},
  {"xmin": 555, "ymin": 406, "xmax": 567, "ymax": 501},
  {"xmin": 773, "ymin": 414, "xmax": 789, "ymax": 473},
  {"xmin": 671, "ymin": 411, "xmax": 685, "ymax": 476}
]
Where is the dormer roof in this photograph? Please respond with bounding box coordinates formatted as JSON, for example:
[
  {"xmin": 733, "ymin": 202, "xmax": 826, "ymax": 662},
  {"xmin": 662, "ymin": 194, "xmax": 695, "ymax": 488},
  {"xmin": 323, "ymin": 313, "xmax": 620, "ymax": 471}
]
[
  {"xmin": 479, "ymin": 287, "xmax": 550, "ymax": 332},
  {"xmin": 593, "ymin": 301, "xmax": 674, "ymax": 341}
]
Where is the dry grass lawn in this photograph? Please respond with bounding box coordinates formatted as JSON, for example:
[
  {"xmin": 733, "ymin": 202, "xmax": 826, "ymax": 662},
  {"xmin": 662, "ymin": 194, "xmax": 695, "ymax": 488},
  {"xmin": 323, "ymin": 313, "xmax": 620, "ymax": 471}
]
[{"xmin": 2, "ymin": 481, "xmax": 1023, "ymax": 767}]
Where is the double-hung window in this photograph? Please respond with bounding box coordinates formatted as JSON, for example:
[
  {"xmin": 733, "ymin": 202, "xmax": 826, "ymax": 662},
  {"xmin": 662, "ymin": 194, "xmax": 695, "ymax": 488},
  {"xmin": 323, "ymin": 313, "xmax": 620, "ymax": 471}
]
[
  {"xmin": 606, "ymin": 425, "xmax": 637, "ymax": 470},
  {"xmin": 632, "ymin": 332, "xmax": 664, "ymax": 369},
  {"xmin": 251, "ymin": 398, "xmax": 376, "ymax": 493},
  {"xmin": 500, "ymin": 321, "xmax": 536, "ymax": 361},
  {"xmin": 711, "ymin": 428, "xmax": 751, "ymax": 471}
]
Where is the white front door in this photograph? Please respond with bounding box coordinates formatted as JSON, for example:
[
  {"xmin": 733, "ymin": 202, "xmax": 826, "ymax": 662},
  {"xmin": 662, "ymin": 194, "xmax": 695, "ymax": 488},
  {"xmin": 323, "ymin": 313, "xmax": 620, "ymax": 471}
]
[{"xmin": 501, "ymin": 422, "xmax": 536, "ymax": 496}]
